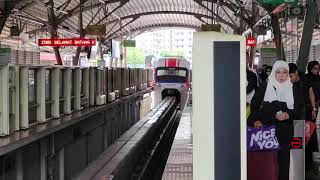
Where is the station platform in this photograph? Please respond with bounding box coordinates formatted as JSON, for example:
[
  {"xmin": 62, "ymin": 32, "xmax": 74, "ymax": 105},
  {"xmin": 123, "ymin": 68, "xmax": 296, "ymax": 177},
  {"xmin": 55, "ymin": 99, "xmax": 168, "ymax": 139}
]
[
  {"xmin": 161, "ymin": 105, "xmax": 193, "ymax": 180},
  {"xmin": 306, "ymin": 128, "xmax": 320, "ymax": 180}
]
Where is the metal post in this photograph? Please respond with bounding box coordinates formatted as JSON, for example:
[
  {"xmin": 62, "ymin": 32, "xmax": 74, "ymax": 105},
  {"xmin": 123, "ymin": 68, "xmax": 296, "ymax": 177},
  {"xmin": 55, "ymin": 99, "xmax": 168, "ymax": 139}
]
[
  {"xmin": 96, "ymin": 69, "xmax": 106, "ymax": 105},
  {"xmin": 124, "ymin": 47, "xmax": 127, "ymax": 67},
  {"xmin": 16, "ymin": 150, "xmax": 23, "ymax": 180},
  {"xmin": 11, "ymin": 66, "xmax": 20, "ymax": 131},
  {"xmin": 40, "ymin": 140, "xmax": 48, "ymax": 180},
  {"xmin": 96, "ymin": 69, "xmax": 102, "ymax": 96},
  {"xmin": 271, "ymin": 14, "xmax": 285, "ymax": 60},
  {"xmin": 37, "ymin": 67, "xmax": 46, "ymax": 122},
  {"xmin": 109, "ymin": 57, "xmax": 113, "ymax": 68},
  {"xmin": 74, "ymin": 68, "xmax": 81, "ymax": 110},
  {"xmin": 89, "ymin": 68, "xmax": 96, "ymax": 106},
  {"xmin": 83, "ymin": 68, "xmax": 90, "ymax": 107},
  {"xmin": 0, "ymin": 65, "xmax": 9, "ymax": 135},
  {"xmin": 248, "ymin": 1, "xmax": 258, "ymax": 67},
  {"xmin": 59, "ymin": 148, "xmax": 65, "ymax": 180},
  {"xmin": 63, "ymin": 68, "xmax": 71, "ymax": 114},
  {"xmin": 51, "ymin": 67, "xmax": 60, "ymax": 118},
  {"xmin": 297, "ymin": 0, "xmax": 318, "ymax": 72},
  {"xmin": 20, "ymin": 66, "xmax": 29, "ymax": 129}
]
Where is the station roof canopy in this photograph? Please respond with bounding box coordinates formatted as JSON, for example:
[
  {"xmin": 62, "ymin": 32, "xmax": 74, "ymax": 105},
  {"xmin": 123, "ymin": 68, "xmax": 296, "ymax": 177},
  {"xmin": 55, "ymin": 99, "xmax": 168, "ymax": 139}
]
[{"xmin": 1, "ymin": 0, "xmax": 268, "ymax": 42}]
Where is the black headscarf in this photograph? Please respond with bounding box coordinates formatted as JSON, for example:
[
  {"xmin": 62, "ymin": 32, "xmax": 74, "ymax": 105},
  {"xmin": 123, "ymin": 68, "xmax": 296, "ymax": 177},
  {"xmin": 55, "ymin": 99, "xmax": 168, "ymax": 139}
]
[{"xmin": 306, "ymin": 61, "xmax": 320, "ymax": 81}]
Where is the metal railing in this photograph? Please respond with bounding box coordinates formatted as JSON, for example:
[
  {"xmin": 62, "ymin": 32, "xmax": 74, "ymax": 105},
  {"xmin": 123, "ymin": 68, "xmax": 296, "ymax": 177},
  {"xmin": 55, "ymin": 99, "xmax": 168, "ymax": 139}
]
[{"xmin": 0, "ymin": 64, "xmax": 152, "ymax": 136}]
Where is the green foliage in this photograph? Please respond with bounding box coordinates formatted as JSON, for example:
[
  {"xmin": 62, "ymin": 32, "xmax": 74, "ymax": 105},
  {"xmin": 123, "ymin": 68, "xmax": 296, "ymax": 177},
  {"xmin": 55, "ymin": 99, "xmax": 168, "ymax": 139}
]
[
  {"xmin": 159, "ymin": 49, "xmax": 185, "ymax": 58},
  {"xmin": 126, "ymin": 47, "xmax": 145, "ymax": 64}
]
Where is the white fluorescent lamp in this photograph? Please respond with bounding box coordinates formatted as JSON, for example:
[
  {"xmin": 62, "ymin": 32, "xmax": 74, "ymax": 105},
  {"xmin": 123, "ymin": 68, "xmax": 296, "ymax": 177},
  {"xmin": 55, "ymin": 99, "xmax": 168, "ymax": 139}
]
[
  {"xmin": 57, "ymin": 9, "xmax": 68, "ymax": 14},
  {"xmin": 99, "ymin": 0, "xmax": 105, "ymax": 4}
]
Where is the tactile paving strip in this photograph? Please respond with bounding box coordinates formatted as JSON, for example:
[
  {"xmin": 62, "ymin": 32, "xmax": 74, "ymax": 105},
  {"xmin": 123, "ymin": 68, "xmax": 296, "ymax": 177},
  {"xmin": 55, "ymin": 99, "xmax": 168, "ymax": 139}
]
[{"xmin": 162, "ymin": 106, "xmax": 193, "ymax": 180}]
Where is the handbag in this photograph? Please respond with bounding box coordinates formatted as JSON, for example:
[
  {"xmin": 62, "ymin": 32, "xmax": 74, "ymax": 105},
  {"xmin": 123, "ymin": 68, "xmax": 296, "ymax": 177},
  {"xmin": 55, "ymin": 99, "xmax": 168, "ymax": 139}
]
[
  {"xmin": 305, "ymin": 120, "xmax": 316, "ymax": 145},
  {"xmin": 246, "ymin": 104, "xmax": 250, "ymax": 119},
  {"xmin": 247, "ymin": 125, "xmax": 280, "ymax": 151}
]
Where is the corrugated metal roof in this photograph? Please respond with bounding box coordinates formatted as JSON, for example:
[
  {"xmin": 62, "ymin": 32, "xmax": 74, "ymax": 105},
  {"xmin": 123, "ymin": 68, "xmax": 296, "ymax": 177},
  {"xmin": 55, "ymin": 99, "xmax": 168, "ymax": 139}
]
[
  {"xmin": 3, "ymin": 0, "xmax": 261, "ymax": 42},
  {"xmin": 6, "ymin": 0, "xmax": 319, "ymax": 56}
]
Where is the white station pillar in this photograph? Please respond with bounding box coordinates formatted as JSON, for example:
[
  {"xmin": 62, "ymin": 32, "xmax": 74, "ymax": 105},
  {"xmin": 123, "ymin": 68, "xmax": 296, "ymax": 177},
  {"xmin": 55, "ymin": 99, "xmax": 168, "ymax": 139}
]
[{"xmin": 192, "ymin": 32, "xmax": 246, "ymax": 180}]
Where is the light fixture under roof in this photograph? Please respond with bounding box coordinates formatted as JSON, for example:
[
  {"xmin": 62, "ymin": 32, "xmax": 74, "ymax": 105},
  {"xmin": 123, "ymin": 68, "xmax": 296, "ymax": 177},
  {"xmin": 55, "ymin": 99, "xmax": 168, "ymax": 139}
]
[
  {"xmin": 57, "ymin": 9, "xmax": 68, "ymax": 15},
  {"xmin": 99, "ymin": 0, "xmax": 105, "ymax": 4}
]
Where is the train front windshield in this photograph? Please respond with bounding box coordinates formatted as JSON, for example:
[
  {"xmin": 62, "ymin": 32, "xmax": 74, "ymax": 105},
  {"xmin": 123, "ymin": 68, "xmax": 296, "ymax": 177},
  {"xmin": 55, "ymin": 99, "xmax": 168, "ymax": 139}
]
[{"xmin": 155, "ymin": 67, "xmax": 188, "ymax": 83}]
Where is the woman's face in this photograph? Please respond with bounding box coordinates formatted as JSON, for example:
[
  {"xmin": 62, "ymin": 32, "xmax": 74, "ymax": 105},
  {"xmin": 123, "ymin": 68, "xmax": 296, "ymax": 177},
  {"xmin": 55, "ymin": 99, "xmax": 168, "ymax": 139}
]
[
  {"xmin": 275, "ymin": 67, "xmax": 288, "ymax": 83},
  {"xmin": 311, "ymin": 64, "xmax": 320, "ymax": 75}
]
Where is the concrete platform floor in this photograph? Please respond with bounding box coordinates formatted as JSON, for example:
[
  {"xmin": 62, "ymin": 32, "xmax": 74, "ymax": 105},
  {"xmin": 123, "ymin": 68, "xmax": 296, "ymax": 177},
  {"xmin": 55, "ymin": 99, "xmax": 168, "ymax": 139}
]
[{"xmin": 161, "ymin": 105, "xmax": 193, "ymax": 180}]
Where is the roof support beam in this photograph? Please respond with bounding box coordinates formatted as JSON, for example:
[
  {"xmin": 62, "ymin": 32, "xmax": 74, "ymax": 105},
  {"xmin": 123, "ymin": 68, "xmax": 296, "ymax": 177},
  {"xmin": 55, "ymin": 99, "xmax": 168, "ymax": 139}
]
[
  {"xmin": 225, "ymin": 0, "xmax": 251, "ymax": 19},
  {"xmin": 48, "ymin": 0, "xmax": 62, "ymax": 65},
  {"xmin": 87, "ymin": 4, "xmax": 104, "ymax": 26},
  {"xmin": 19, "ymin": 1, "xmax": 36, "ymax": 11},
  {"xmin": 57, "ymin": 0, "xmax": 72, "ymax": 17},
  {"xmin": 68, "ymin": 0, "xmax": 123, "ymax": 20},
  {"xmin": 58, "ymin": 0, "xmax": 125, "ymax": 24},
  {"xmin": 0, "ymin": 0, "xmax": 18, "ymax": 34},
  {"xmin": 103, "ymin": 11, "xmax": 239, "ymax": 31},
  {"xmin": 105, "ymin": 21, "xmax": 120, "ymax": 37},
  {"xmin": 74, "ymin": 0, "xmax": 85, "ymax": 66},
  {"xmin": 94, "ymin": 0, "xmax": 129, "ymax": 25},
  {"xmin": 127, "ymin": 29, "xmax": 146, "ymax": 39},
  {"xmin": 194, "ymin": 15, "xmax": 209, "ymax": 25},
  {"xmin": 57, "ymin": 0, "xmax": 72, "ymax": 11},
  {"xmin": 196, "ymin": 0, "xmax": 253, "ymax": 28},
  {"xmin": 192, "ymin": 0, "xmax": 240, "ymax": 30},
  {"xmin": 58, "ymin": 0, "xmax": 90, "ymax": 23},
  {"xmin": 106, "ymin": 17, "xmax": 138, "ymax": 41},
  {"xmin": 219, "ymin": 1, "xmax": 253, "ymax": 27},
  {"xmin": 220, "ymin": 6, "xmax": 237, "ymax": 28},
  {"xmin": 194, "ymin": 14, "xmax": 227, "ymax": 32},
  {"xmin": 297, "ymin": 0, "xmax": 319, "ymax": 72},
  {"xmin": 271, "ymin": 14, "xmax": 285, "ymax": 61}
]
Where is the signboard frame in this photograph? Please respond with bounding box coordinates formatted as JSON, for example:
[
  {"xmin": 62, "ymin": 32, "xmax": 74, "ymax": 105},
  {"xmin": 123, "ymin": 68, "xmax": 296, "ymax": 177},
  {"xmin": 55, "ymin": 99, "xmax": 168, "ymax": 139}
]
[
  {"xmin": 38, "ymin": 38, "xmax": 96, "ymax": 47},
  {"xmin": 123, "ymin": 40, "xmax": 136, "ymax": 47}
]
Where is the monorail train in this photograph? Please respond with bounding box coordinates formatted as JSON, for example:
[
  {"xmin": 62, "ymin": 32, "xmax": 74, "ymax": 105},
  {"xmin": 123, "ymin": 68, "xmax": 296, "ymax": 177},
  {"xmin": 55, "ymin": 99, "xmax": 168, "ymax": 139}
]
[{"xmin": 153, "ymin": 57, "xmax": 191, "ymax": 110}]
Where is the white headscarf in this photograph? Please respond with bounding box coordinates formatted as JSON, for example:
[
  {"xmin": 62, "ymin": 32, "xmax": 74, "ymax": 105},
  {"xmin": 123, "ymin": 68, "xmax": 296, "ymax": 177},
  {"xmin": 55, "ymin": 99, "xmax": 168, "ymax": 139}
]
[{"xmin": 263, "ymin": 61, "xmax": 294, "ymax": 109}]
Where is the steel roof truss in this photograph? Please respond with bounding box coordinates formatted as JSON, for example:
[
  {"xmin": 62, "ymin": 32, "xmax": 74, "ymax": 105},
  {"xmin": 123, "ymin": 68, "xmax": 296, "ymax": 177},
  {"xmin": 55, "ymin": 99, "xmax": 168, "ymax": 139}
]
[
  {"xmin": 87, "ymin": 4, "xmax": 104, "ymax": 26},
  {"xmin": 94, "ymin": 0, "xmax": 129, "ymax": 25},
  {"xmin": 106, "ymin": 16, "xmax": 138, "ymax": 41},
  {"xmin": 103, "ymin": 11, "xmax": 239, "ymax": 31}
]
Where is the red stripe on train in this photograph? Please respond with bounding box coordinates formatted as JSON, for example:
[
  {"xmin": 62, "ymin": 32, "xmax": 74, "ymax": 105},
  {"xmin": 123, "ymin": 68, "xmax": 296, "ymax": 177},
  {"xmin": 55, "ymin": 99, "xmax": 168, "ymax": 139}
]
[{"xmin": 167, "ymin": 58, "xmax": 177, "ymax": 67}]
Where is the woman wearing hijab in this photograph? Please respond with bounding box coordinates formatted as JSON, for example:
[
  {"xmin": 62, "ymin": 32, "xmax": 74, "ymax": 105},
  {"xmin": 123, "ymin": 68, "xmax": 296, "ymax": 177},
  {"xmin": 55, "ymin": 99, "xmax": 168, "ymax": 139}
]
[
  {"xmin": 304, "ymin": 61, "xmax": 320, "ymax": 174},
  {"xmin": 250, "ymin": 61, "xmax": 294, "ymax": 180}
]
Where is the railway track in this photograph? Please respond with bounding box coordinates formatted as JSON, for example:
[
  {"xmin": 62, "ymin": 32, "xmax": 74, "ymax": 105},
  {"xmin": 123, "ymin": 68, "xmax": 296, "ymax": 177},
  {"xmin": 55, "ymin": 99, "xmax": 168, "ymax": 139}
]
[{"xmin": 75, "ymin": 97, "xmax": 181, "ymax": 180}]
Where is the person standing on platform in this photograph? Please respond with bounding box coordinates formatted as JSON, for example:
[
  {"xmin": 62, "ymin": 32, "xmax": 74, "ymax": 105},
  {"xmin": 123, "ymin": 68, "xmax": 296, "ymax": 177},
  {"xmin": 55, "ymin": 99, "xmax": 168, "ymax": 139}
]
[
  {"xmin": 247, "ymin": 52, "xmax": 258, "ymax": 105},
  {"xmin": 250, "ymin": 61, "xmax": 294, "ymax": 180},
  {"xmin": 259, "ymin": 64, "xmax": 269, "ymax": 82},
  {"xmin": 289, "ymin": 63, "xmax": 309, "ymax": 120},
  {"xmin": 258, "ymin": 65, "xmax": 273, "ymax": 85},
  {"xmin": 304, "ymin": 61, "xmax": 320, "ymax": 175}
]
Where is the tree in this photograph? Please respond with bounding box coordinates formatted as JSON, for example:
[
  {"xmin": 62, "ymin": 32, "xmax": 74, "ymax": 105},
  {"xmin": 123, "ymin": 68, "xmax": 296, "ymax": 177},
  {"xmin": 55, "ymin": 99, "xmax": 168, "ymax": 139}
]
[
  {"xmin": 126, "ymin": 47, "xmax": 145, "ymax": 64},
  {"xmin": 175, "ymin": 49, "xmax": 185, "ymax": 57},
  {"xmin": 159, "ymin": 49, "xmax": 185, "ymax": 58}
]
